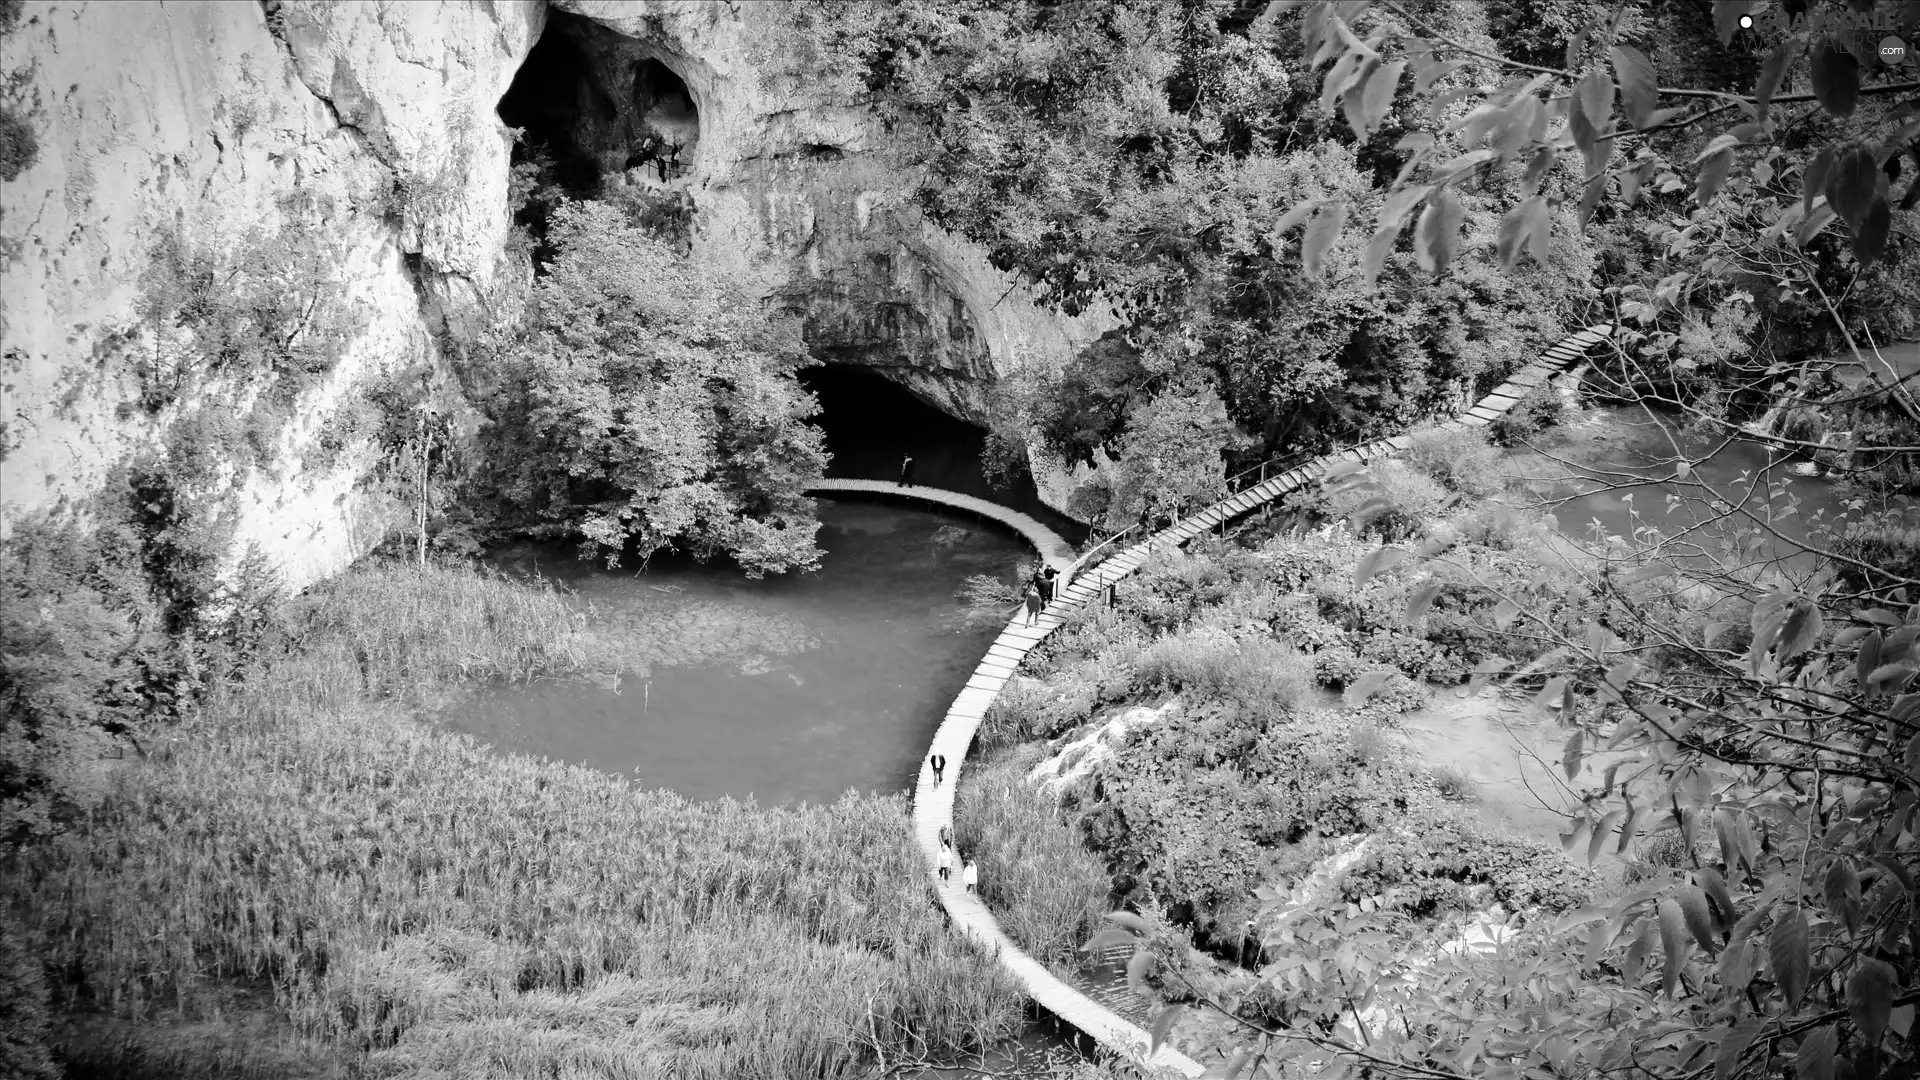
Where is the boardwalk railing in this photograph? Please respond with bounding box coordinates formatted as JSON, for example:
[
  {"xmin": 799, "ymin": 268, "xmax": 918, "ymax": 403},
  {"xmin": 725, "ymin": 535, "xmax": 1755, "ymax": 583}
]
[
  {"xmin": 806, "ymin": 477, "xmax": 1076, "ymax": 571},
  {"xmin": 896, "ymin": 325, "xmax": 1617, "ymax": 1078},
  {"xmin": 1064, "ymin": 448, "xmax": 1316, "ymax": 588}
]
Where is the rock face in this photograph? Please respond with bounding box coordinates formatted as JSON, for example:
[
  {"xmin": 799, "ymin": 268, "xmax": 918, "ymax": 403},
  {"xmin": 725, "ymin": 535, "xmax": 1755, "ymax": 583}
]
[
  {"xmin": 0, "ymin": 0, "xmax": 542, "ymax": 590},
  {"xmin": 1, "ymin": 0, "xmax": 1101, "ymax": 595},
  {"xmin": 538, "ymin": 1, "xmax": 1118, "ymax": 426}
]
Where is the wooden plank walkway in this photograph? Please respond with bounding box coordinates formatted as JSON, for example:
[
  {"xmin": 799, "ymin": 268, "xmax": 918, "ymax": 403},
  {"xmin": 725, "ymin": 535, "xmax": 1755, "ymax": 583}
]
[
  {"xmin": 806, "ymin": 478, "xmax": 1076, "ymax": 572},
  {"xmin": 891, "ymin": 326, "xmax": 1614, "ymax": 1077}
]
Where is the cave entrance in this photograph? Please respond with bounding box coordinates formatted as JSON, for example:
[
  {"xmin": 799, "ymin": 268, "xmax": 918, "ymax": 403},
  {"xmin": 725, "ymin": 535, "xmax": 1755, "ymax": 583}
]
[
  {"xmin": 496, "ymin": 9, "xmax": 702, "ymax": 258},
  {"xmin": 497, "ymin": 9, "xmax": 700, "ymax": 193},
  {"xmin": 801, "ymin": 364, "xmax": 1087, "ymax": 542}
]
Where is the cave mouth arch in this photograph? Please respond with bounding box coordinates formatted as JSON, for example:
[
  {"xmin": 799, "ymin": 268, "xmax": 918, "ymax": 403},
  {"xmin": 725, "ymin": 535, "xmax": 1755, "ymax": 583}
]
[
  {"xmin": 496, "ymin": 9, "xmax": 701, "ymax": 198},
  {"xmin": 801, "ymin": 364, "xmax": 1087, "ymax": 542}
]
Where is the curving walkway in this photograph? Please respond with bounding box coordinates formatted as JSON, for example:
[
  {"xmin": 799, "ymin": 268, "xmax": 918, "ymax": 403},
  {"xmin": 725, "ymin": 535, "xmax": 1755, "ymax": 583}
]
[
  {"xmin": 805, "ymin": 478, "xmax": 1077, "ymax": 572},
  {"xmin": 903, "ymin": 326, "xmax": 1617, "ymax": 1077}
]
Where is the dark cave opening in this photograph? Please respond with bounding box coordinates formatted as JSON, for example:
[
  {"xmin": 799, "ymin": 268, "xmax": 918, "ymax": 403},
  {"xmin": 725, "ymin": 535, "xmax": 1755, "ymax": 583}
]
[
  {"xmin": 802, "ymin": 364, "xmax": 1087, "ymax": 543},
  {"xmin": 497, "ymin": 9, "xmax": 700, "ymax": 196},
  {"xmin": 496, "ymin": 10, "xmax": 701, "ymax": 263}
]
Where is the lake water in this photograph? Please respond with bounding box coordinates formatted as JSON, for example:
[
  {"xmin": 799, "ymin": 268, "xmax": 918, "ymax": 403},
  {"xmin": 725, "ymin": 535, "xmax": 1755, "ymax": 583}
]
[{"xmin": 448, "ymin": 498, "xmax": 1030, "ymax": 805}]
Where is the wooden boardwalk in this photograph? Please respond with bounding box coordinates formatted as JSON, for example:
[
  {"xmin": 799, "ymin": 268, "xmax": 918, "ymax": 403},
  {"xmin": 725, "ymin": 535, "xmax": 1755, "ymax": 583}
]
[
  {"xmin": 895, "ymin": 326, "xmax": 1617, "ymax": 1077},
  {"xmin": 805, "ymin": 478, "xmax": 1077, "ymax": 572}
]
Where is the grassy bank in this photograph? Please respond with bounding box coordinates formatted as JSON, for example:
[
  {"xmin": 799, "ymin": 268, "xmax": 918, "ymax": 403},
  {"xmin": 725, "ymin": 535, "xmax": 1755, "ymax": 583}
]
[{"xmin": 4, "ymin": 559, "xmax": 1025, "ymax": 1078}]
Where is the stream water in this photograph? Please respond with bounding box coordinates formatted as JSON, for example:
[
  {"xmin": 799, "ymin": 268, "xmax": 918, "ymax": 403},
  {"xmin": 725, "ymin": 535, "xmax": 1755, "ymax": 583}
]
[
  {"xmin": 1512, "ymin": 400, "xmax": 1914, "ymax": 576},
  {"xmin": 1408, "ymin": 380, "xmax": 1919, "ymax": 855},
  {"xmin": 1522, "ymin": 341, "xmax": 1920, "ymax": 563}
]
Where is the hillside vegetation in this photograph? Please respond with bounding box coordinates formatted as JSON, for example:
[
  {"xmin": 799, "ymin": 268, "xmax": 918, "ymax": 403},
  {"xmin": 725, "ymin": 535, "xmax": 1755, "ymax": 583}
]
[
  {"xmin": 6, "ymin": 0, "xmax": 1920, "ymax": 1077},
  {"xmin": 2, "ymin": 550, "xmax": 1025, "ymax": 1078}
]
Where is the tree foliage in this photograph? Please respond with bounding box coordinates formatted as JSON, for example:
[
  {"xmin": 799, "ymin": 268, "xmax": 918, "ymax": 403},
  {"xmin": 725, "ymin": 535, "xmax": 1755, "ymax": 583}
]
[
  {"xmin": 779, "ymin": 0, "xmax": 1596, "ymax": 480},
  {"xmin": 1070, "ymin": 375, "xmax": 1246, "ymax": 531},
  {"xmin": 475, "ymin": 201, "xmax": 828, "ymax": 577}
]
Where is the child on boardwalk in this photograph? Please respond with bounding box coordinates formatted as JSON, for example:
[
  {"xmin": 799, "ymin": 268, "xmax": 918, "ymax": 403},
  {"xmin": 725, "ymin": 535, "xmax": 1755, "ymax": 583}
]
[
  {"xmin": 938, "ymin": 844, "xmax": 952, "ymax": 882},
  {"xmin": 962, "ymin": 859, "xmax": 978, "ymax": 894},
  {"xmin": 1023, "ymin": 585, "xmax": 1042, "ymax": 626}
]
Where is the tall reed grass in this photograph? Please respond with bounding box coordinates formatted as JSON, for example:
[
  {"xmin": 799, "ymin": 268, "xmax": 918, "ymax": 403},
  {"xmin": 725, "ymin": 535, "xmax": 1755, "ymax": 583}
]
[
  {"xmin": 280, "ymin": 561, "xmax": 589, "ymax": 702},
  {"xmin": 7, "ymin": 561, "xmax": 1026, "ymax": 1078},
  {"xmin": 1133, "ymin": 630, "xmax": 1310, "ymax": 720},
  {"xmin": 951, "ymin": 753, "xmax": 1110, "ymax": 971}
]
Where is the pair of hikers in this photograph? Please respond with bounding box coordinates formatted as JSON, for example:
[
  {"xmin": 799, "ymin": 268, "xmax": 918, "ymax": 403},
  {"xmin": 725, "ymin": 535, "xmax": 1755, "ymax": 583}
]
[{"xmin": 935, "ymin": 826, "xmax": 979, "ymax": 893}]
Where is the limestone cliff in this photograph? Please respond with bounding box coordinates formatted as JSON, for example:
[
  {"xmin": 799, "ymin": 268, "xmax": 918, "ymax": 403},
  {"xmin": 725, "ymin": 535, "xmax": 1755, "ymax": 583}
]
[
  {"xmin": 1, "ymin": 0, "xmax": 1105, "ymax": 597},
  {"xmin": 528, "ymin": 1, "xmax": 1119, "ymax": 427},
  {"xmin": 0, "ymin": 0, "xmax": 541, "ymax": 590}
]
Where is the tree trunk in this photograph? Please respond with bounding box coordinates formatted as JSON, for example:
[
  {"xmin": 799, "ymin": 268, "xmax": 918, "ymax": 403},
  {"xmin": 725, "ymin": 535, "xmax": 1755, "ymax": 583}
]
[{"xmin": 416, "ymin": 413, "xmax": 429, "ymax": 567}]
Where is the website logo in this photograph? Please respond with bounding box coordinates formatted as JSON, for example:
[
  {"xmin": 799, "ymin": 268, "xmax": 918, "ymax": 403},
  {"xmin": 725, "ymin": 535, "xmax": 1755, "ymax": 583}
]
[{"xmin": 1738, "ymin": 2, "xmax": 1913, "ymax": 66}]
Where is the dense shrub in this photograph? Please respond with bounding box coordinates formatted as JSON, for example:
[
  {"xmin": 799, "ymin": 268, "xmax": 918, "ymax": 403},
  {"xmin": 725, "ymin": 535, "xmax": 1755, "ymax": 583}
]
[
  {"xmin": 977, "ymin": 674, "xmax": 1106, "ymax": 751},
  {"xmin": 0, "ymin": 519, "xmax": 187, "ymax": 843},
  {"xmin": 1287, "ymin": 460, "xmax": 1451, "ymax": 542},
  {"xmin": 952, "ymin": 753, "xmax": 1111, "ymax": 968},
  {"xmin": 1125, "ymin": 549, "xmax": 1243, "ymax": 631},
  {"xmin": 1344, "ymin": 669, "xmax": 1432, "ymax": 714},
  {"xmin": 1402, "ymin": 426, "xmax": 1505, "ymax": 497},
  {"xmin": 1488, "ymin": 380, "xmax": 1567, "ymax": 446},
  {"xmin": 475, "ymin": 200, "xmax": 827, "ymax": 577},
  {"xmin": 133, "ymin": 205, "xmax": 366, "ymax": 424},
  {"xmin": 1083, "ymin": 706, "xmax": 1431, "ymax": 917},
  {"xmin": 1831, "ymin": 514, "xmax": 1920, "ymax": 589},
  {"xmin": 1355, "ymin": 629, "xmax": 1447, "ymax": 682},
  {"xmin": 1341, "ymin": 819, "xmax": 1599, "ymax": 918},
  {"xmin": 1134, "ymin": 630, "xmax": 1310, "ymax": 720},
  {"xmin": 1310, "ymin": 643, "xmax": 1365, "ymax": 688}
]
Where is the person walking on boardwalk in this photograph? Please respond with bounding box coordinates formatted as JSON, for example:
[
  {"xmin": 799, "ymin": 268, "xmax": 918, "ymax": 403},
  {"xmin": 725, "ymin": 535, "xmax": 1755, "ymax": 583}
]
[
  {"xmin": 963, "ymin": 858, "xmax": 979, "ymax": 894},
  {"xmin": 939, "ymin": 825, "xmax": 952, "ymax": 850},
  {"xmin": 937, "ymin": 843, "xmax": 952, "ymax": 882},
  {"xmin": 898, "ymin": 454, "xmax": 915, "ymax": 487},
  {"xmin": 1023, "ymin": 585, "xmax": 1042, "ymax": 627},
  {"xmin": 929, "ymin": 752, "xmax": 946, "ymax": 786},
  {"xmin": 1041, "ymin": 565, "xmax": 1058, "ymax": 604}
]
